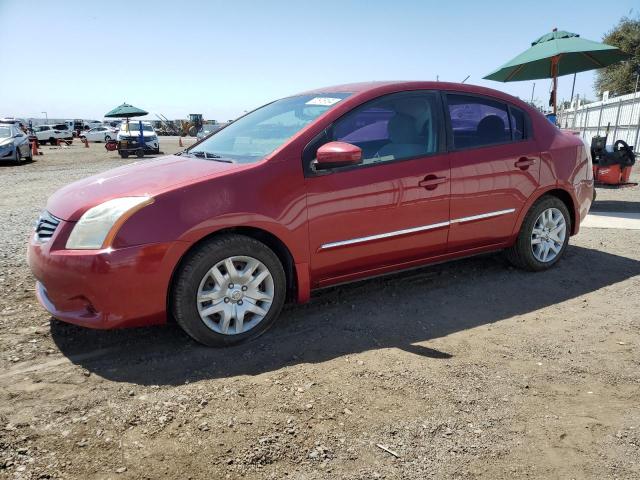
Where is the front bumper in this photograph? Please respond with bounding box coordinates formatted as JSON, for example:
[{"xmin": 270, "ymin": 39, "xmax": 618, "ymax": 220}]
[
  {"xmin": 27, "ymin": 220, "xmax": 186, "ymax": 329},
  {"xmin": 0, "ymin": 146, "xmax": 17, "ymax": 160},
  {"xmin": 118, "ymin": 138, "xmax": 160, "ymax": 152}
]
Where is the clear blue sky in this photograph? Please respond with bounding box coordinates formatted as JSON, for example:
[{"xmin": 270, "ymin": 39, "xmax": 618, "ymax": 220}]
[{"xmin": 0, "ymin": 0, "xmax": 636, "ymax": 121}]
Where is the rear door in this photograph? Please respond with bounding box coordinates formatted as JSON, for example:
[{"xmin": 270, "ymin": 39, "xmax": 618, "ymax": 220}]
[{"xmin": 444, "ymin": 93, "xmax": 540, "ymax": 251}]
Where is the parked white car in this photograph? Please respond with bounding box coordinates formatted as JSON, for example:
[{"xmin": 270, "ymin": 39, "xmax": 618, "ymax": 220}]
[
  {"xmin": 84, "ymin": 120, "xmax": 103, "ymax": 129},
  {"xmin": 116, "ymin": 122, "xmax": 160, "ymax": 156},
  {"xmin": 80, "ymin": 126, "xmax": 117, "ymax": 142},
  {"xmin": 33, "ymin": 125, "xmax": 70, "ymax": 145}
]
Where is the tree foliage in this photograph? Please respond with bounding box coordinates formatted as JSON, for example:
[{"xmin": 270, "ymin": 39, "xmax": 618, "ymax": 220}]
[{"xmin": 594, "ymin": 16, "xmax": 640, "ymax": 96}]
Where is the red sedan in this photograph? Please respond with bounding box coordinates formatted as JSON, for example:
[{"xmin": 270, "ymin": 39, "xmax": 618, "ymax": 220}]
[{"xmin": 28, "ymin": 82, "xmax": 594, "ymax": 346}]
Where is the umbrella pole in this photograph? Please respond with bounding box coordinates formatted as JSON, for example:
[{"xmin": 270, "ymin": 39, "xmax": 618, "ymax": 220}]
[{"xmin": 552, "ymin": 56, "xmax": 558, "ymax": 115}]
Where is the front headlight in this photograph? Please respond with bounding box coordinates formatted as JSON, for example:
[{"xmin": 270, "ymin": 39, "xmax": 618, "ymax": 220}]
[{"xmin": 65, "ymin": 196, "xmax": 154, "ymax": 249}]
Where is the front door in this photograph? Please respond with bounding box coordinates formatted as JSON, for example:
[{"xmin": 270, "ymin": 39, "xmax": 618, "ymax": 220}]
[{"xmin": 304, "ymin": 90, "xmax": 451, "ymax": 286}]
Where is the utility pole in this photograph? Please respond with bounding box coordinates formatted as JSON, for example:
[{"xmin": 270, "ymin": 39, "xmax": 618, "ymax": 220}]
[
  {"xmin": 530, "ymin": 83, "xmax": 536, "ymax": 105},
  {"xmin": 41, "ymin": 112, "xmax": 48, "ymax": 124}
]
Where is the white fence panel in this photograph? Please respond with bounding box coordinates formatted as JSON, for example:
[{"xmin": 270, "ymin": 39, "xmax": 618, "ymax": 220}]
[{"xmin": 558, "ymin": 91, "xmax": 640, "ymax": 148}]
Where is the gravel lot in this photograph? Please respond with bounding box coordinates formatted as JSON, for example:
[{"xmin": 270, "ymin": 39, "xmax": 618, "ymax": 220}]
[{"xmin": 0, "ymin": 137, "xmax": 639, "ymax": 479}]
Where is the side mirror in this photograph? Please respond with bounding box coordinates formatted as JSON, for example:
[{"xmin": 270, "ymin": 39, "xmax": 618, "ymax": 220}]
[{"xmin": 315, "ymin": 141, "xmax": 362, "ymax": 169}]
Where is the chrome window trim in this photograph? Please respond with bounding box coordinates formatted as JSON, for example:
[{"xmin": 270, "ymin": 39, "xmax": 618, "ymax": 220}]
[{"xmin": 319, "ymin": 208, "xmax": 516, "ymax": 250}]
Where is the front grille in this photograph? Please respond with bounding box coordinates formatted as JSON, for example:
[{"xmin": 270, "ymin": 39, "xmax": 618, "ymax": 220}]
[{"xmin": 35, "ymin": 211, "xmax": 60, "ymax": 243}]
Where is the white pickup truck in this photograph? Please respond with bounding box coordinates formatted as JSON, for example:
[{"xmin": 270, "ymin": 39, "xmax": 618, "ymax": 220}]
[{"xmin": 33, "ymin": 125, "xmax": 71, "ymax": 145}]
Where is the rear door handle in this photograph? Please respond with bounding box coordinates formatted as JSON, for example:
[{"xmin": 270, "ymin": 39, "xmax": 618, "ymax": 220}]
[
  {"xmin": 419, "ymin": 175, "xmax": 448, "ymax": 190},
  {"xmin": 515, "ymin": 157, "xmax": 535, "ymax": 170}
]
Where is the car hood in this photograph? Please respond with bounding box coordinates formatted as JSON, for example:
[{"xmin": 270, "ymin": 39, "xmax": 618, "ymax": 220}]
[{"xmin": 46, "ymin": 154, "xmax": 247, "ymax": 221}]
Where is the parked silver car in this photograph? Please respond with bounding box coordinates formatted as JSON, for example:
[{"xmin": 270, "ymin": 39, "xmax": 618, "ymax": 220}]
[{"xmin": 0, "ymin": 124, "xmax": 32, "ymax": 163}]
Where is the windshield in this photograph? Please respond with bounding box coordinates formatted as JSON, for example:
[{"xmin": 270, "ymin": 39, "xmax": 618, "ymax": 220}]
[
  {"xmin": 0, "ymin": 126, "xmax": 11, "ymax": 138},
  {"xmin": 122, "ymin": 123, "xmax": 153, "ymax": 132},
  {"xmin": 189, "ymin": 93, "xmax": 351, "ymax": 163}
]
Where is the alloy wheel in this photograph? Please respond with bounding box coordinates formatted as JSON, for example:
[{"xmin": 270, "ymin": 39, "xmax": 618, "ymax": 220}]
[
  {"xmin": 531, "ymin": 207, "xmax": 566, "ymax": 263},
  {"xmin": 196, "ymin": 255, "xmax": 274, "ymax": 335}
]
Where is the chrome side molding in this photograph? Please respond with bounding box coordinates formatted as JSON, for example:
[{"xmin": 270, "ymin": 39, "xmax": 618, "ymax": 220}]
[
  {"xmin": 450, "ymin": 208, "xmax": 516, "ymax": 224},
  {"xmin": 319, "ymin": 208, "xmax": 516, "ymax": 250}
]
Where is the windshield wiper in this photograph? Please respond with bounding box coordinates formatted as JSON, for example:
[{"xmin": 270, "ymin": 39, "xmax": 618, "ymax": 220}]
[{"xmin": 187, "ymin": 151, "xmax": 234, "ymax": 163}]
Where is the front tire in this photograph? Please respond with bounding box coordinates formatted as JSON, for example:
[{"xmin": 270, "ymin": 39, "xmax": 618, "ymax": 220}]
[
  {"xmin": 506, "ymin": 196, "xmax": 571, "ymax": 271},
  {"xmin": 171, "ymin": 234, "xmax": 286, "ymax": 347}
]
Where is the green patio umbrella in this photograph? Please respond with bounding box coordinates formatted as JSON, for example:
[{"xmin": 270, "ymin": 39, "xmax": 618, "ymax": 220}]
[
  {"xmin": 104, "ymin": 103, "xmax": 148, "ymax": 118},
  {"xmin": 484, "ymin": 29, "xmax": 629, "ymax": 114},
  {"xmin": 104, "ymin": 103, "xmax": 149, "ymax": 148}
]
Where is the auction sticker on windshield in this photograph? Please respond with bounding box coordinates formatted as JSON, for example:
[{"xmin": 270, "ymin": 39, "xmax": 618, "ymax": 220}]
[{"xmin": 305, "ymin": 97, "xmax": 343, "ymax": 106}]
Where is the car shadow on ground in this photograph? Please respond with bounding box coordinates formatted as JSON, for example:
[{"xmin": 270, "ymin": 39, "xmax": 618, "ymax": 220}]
[
  {"xmin": 0, "ymin": 160, "xmax": 34, "ymax": 167},
  {"xmin": 50, "ymin": 245, "xmax": 640, "ymax": 386}
]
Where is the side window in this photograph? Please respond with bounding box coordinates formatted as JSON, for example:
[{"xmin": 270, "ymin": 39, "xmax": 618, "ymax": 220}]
[
  {"xmin": 330, "ymin": 91, "xmax": 440, "ymax": 165},
  {"xmin": 509, "ymin": 106, "xmax": 527, "ymax": 140},
  {"xmin": 446, "ymin": 94, "xmax": 510, "ymax": 149}
]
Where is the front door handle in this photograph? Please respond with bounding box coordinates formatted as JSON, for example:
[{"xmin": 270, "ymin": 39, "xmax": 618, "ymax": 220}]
[
  {"xmin": 419, "ymin": 175, "xmax": 448, "ymax": 191},
  {"xmin": 515, "ymin": 157, "xmax": 535, "ymax": 170}
]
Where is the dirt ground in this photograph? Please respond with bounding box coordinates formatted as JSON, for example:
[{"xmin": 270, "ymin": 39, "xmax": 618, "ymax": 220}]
[{"xmin": 0, "ymin": 137, "xmax": 639, "ymax": 479}]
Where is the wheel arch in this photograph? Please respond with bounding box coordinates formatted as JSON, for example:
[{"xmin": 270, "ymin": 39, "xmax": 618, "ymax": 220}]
[
  {"xmin": 167, "ymin": 226, "xmax": 300, "ymax": 323},
  {"xmin": 545, "ymin": 188, "xmax": 577, "ymax": 234},
  {"xmin": 512, "ymin": 186, "xmax": 578, "ymax": 238}
]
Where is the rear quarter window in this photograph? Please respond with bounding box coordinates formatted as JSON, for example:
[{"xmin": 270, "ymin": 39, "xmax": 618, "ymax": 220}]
[{"xmin": 509, "ymin": 106, "xmax": 528, "ymax": 140}]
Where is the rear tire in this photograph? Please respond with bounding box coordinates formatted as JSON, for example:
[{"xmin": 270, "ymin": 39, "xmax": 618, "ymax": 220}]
[
  {"xmin": 505, "ymin": 195, "xmax": 571, "ymax": 271},
  {"xmin": 171, "ymin": 234, "xmax": 286, "ymax": 347},
  {"xmin": 120, "ymin": 151, "xmax": 129, "ymax": 158},
  {"xmin": 49, "ymin": 137, "xmax": 56, "ymax": 145}
]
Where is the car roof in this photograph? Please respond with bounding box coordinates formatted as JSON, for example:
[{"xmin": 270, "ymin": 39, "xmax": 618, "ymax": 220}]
[{"xmin": 297, "ymin": 81, "xmax": 531, "ymax": 110}]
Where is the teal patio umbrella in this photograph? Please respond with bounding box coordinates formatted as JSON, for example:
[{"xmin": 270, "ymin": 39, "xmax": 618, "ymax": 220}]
[
  {"xmin": 104, "ymin": 103, "xmax": 148, "ymax": 146},
  {"xmin": 484, "ymin": 29, "xmax": 629, "ymax": 114},
  {"xmin": 104, "ymin": 103, "xmax": 148, "ymax": 118}
]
